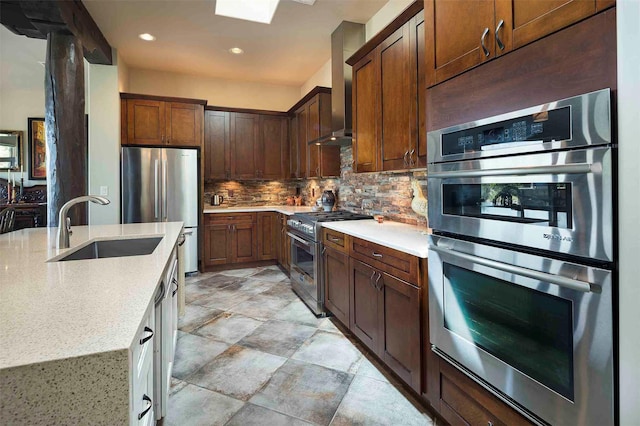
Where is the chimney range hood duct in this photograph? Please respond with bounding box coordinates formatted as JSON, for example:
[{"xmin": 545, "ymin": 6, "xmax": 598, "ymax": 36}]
[{"xmin": 310, "ymin": 21, "xmax": 365, "ymax": 146}]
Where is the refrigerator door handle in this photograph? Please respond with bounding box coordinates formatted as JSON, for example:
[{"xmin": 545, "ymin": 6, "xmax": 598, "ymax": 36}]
[
  {"xmin": 163, "ymin": 158, "xmax": 168, "ymax": 221},
  {"xmin": 154, "ymin": 159, "xmax": 160, "ymax": 219}
]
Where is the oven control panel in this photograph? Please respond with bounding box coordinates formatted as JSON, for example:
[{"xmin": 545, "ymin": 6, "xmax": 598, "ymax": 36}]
[{"xmin": 287, "ymin": 219, "xmax": 315, "ymax": 236}]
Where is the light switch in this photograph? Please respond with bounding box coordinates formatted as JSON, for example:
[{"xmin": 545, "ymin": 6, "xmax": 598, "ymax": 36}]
[{"xmin": 99, "ymin": 186, "xmax": 108, "ymax": 196}]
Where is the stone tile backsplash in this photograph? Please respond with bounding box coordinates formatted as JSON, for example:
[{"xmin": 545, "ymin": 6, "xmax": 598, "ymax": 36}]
[{"xmin": 204, "ymin": 146, "xmax": 427, "ymax": 226}]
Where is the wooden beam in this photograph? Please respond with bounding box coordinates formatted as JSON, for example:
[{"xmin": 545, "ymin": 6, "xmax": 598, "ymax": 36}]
[
  {"xmin": 45, "ymin": 32, "xmax": 88, "ymax": 227},
  {"xmin": 0, "ymin": 0, "xmax": 112, "ymax": 65}
]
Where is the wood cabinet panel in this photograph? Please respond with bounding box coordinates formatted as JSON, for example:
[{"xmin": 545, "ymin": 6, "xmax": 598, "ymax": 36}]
[
  {"xmin": 288, "ymin": 115, "xmax": 299, "ymax": 178},
  {"xmin": 323, "ymin": 229, "xmax": 349, "ymax": 253},
  {"xmin": 296, "ymin": 107, "xmax": 308, "ymax": 178},
  {"xmin": 126, "ymin": 99, "xmax": 166, "ymax": 145},
  {"xmin": 349, "ymin": 258, "xmax": 382, "ymax": 353},
  {"xmin": 230, "ymin": 113, "xmax": 259, "ymax": 179},
  {"xmin": 260, "ymin": 115, "xmax": 287, "ymax": 179},
  {"xmin": 413, "ymin": 12, "xmax": 427, "ymax": 167},
  {"xmin": 352, "ymin": 53, "xmax": 378, "ymax": 173},
  {"xmin": 324, "ymin": 247, "xmax": 350, "ymax": 326},
  {"xmin": 278, "ymin": 213, "xmax": 291, "ymax": 271},
  {"xmin": 204, "ymin": 110, "xmax": 229, "ymax": 180},
  {"xmin": 381, "ymin": 273, "xmax": 421, "ymax": 392},
  {"xmin": 166, "ymin": 102, "xmax": 203, "ymax": 147},
  {"xmin": 380, "ymin": 26, "xmax": 412, "ymax": 171},
  {"xmin": 350, "ymin": 237, "xmax": 419, "ymax": 285},
  {"xmin": 257, "ymin": 212, "xmax": 278, "ymax": 261},
  {"xmin": 510, "ymin": 0, "xmax": 596, "ymax": 49},
  {"xmin": 204, "ymin": 224, "xmax": 231, "ymax": 266},
  {"xmin": 233, "ymin": 222, "xmax": 257, "ymax": 263}
]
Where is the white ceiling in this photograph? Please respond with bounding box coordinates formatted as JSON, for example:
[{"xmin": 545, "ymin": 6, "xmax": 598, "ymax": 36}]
[{"xmin": 83, "ymin": 0, "xmax": 388, "ymax": 87}]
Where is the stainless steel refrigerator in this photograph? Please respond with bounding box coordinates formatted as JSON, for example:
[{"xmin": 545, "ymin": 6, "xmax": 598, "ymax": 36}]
[{"xmin": 121, "ymin": 147, "xmax": 198, "ymax": 273}]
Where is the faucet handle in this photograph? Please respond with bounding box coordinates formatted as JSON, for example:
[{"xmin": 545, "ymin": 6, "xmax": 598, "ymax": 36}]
[{"xmin": 66, "ymin": 217, "xmax": 72, "ymax": 235}]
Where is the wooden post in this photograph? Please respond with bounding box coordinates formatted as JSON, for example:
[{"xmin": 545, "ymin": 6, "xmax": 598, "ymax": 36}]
[{"xmin": 45, "ymin": 32, "xmax": 87, "ymax": 227}]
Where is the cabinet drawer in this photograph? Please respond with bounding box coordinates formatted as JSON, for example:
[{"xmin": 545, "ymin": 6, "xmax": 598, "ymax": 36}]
[
  {"xmin": 439, "ymin": 360, "xmax": 532, "ymax": 426},
  {"xmin": 205, "ymin": 212, "xmax": 256, "ymax": 224},
  {"xmin": 350, "ymin": 237, "xmax": 419, "ymax": 285},
  {"xmin": 322, "ymin": 229, "xmax": 348, "ymax": 253}
]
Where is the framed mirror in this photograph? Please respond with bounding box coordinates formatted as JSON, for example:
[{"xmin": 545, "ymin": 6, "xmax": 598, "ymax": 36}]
[{"xmin": 0, "ymin": 130, "xmax": 23, "ymax": 171}]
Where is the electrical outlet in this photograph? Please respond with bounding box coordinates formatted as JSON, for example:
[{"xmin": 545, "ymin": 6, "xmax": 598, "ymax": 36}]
[{"xmin": 99, "ymin": 186, "xmax": 108, "ymax": 196}]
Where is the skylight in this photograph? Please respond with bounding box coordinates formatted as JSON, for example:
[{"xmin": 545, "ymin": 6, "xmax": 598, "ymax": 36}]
[{"xmin": 215, "ymin": 0, "xmax": 280, "ymax": 24}]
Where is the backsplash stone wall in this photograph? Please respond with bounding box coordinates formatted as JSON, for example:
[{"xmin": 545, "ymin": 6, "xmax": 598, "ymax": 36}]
[{"xmin": 204, "ymin": 146, "xmax": 427, "ymax": 226}]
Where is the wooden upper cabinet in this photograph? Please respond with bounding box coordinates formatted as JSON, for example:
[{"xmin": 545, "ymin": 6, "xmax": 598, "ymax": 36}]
[
  {"xmin": 204, "ymin": 110, "xmax": 229, "ymax": 180},
  {"xmin": 230, "ymin": 112, "xmax": 259, "ymax": 179},
  {"xmin": 425, "ymin": 0, "xmax": 498, "ymax": 87},
  {"xmin": 296, "ymin": 107, "xmax": 308, "ymax": 178},
  {"xmin": 509, "ymin": 0, "xmax": 597, "ymax": 49},
  {"xmin": 166, "ymin": 102, "xmax": 203, "ymax": 147},
  {"xmin": 288, "ymin": 115, "xmax": 299, "ymax": 179},
  {"xmin": 413, "ymin": 13, "xmax": 427, "ymax": 167},
  {"xmin": 260, "ymin": 115, "xmax": 288, "ymax": 180},
  {"xmin": 380, "ymin": 25, "xmax": 413, "ymax": 171},
  {"xmin": 353, "ymin": 52, "xmax": 379, "ymax": 173},
  {"xmin": 122, "ymin": 95, "xmax": 205, "ymax": 147},
  {"xmin": 126, "ymin": 99, "xmax": 166, "ymax": 145}
]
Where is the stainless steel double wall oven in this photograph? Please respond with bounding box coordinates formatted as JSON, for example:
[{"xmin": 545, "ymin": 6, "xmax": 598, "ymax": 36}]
[{"xmin": 427, "ymin": 89, "xmax": 615, "ymax": 426}]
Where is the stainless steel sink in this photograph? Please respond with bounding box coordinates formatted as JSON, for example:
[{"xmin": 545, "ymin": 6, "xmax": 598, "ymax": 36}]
[{"xmin": 56, "ymin": 237, "xmax": 163, "ymax": 261}]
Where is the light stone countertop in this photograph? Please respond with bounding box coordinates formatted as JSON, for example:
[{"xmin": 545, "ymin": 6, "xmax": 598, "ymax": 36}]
[
  {"xmin": 0, "ymin": 222, "xmax": 183, "ymax": 370},
  {"xmin": 321, "ymin": 220, "xmax": 430, "ymax": 258},
  {"xmin": 204, "ymin": 205, "xmax": 313, "ymax": 215}
]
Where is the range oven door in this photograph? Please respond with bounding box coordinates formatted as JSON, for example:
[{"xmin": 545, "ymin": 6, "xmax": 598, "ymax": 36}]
[
  {"xmin": 288, "ymin": 231, "xmax": 322, "ymax": 314},
  {"xmin": 427, "ymin": 146, "xmax": 613, "ymax": 262},
  {"xmin": 428, "ymin": 234, "xmax": 614, "ymax": 426}
]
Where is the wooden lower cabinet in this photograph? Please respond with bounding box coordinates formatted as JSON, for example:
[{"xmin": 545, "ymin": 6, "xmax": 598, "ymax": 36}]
[
  {"xmin": 348, "ymin": 257, "xmax": 421, "ymax": 393},
  {"xmin": 204, "ymin": 224, "xmax": 232, "ymax": 266},
  {"xmin": 277, "ymin": 213, "xmax": 290, "ymax": 272},
  {"xmin": 323, "ymin": 247, "xmax": 350, "ymax": 325},
  {"xmin": 203, "ymin": 213, "xmax": 258, "ymax": 267},
  {"xmin": 257, "ymin": 212, "xmax": 278, "ymax": 261},
  {"xmin": 436, "ymin": 360, "xmax": 533, "ymax": 426},
  {"xmin": 232, "ymin": 222, "xmax": 257, "ymax": 263}
]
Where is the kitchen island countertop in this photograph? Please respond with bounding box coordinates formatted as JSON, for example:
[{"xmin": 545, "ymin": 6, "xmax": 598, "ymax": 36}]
[
  {"xmin": 321, "ymin": 219, "xmax": 429, "ymax": 258},
  {"xmin": 0, "ymin": 222, "xmax": 183, "ymax": 370}
]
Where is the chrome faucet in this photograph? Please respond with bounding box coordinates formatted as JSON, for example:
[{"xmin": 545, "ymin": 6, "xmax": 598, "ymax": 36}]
[{"xmin": 57, "ymin": 196, "xmax": 110, "ymax": 249}]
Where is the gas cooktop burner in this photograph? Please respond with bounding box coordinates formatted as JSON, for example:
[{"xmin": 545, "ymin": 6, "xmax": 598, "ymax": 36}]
[{"xmin": 295, "ymin": 211, "xmax": 373, "ymax": 222}]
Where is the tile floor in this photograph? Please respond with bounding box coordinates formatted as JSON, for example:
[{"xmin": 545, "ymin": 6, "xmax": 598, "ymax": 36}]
[{"xmin": 169, "ymin": 265, "xmax": 434, "ymax": 426}]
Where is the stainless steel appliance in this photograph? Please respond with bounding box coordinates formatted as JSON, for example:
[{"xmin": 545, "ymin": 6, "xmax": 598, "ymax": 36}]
[
  {"xmin": 427, "ymin": 89, "xmax": 615, "ymax": 426},
  {"xmin": 287, "ymin": 211, "xmax": 371, "ymax": 315},
  {"xmin": 211, "ymin": 194, "xmax": 224, "ymax": 206},
  {"xmin": 122, "ymin": 147, "xmax": 198, "ymax": 273}
]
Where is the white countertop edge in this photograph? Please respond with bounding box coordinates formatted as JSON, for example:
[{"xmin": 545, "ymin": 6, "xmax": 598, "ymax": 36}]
[
  {"xmin": 203, "ymin": 206, "xmax": 313, "ymax": 215},
  {"xmin": 321, "ymin": 220, "xmax": 429, "ymax": 258}
]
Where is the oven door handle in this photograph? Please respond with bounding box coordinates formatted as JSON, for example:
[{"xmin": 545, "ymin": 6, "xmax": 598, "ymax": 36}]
[
  {"xmin": 287, "ymin": 232, "xmax": 313, "ymax": 250},
  {"xmin": 429, "ymin": 245, "xmax": 594, "ymax": 293},
  {"xmin": 428, "ymin": 163, "xmax": 593, "ymax": 179}
]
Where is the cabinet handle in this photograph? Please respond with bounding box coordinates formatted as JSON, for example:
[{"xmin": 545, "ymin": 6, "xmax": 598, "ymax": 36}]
[
  {"xmin": 403, "ymin": 150, "xmax": 409, "ymax": 167},
  {"xmin": 172, "ymin": 277, "xmax": 179, "ymax": 297},
  {"xmin": 495, "ymin": 20, "xmax": 505, "ymax": 51},
  {"xmin": 487, "ymin": 422, "xmax": 494, "ymax": 426},
  {"xmin": 370, "ymin": 270, "xmax": 376, "ymax": 287},
  {"xmin": 409, "ymin": 149, "xmax": 415, "ymax": 167},
  {"xmin": 139, "ymin": 326, "xmax": 154, "ymax": 345},
  {"xmin": 372, "ymin": 252, "xmax": 383, "ymax": 258},
  {"xmin": 316, "ymin": 167, "xmax": 320, "ymax": 176},
  {"xmin": 138, "ymin": 394, "xmax": 152, "ymax": 420},
  {"xmin": 481, "ymin": 27, "xmax": 490, "ymax": 57},
  {"xmin": 328, "ymin": 236, "xmax": 341, "ymax": 243},
  {"xmin": 322, "ymin": 247, "xmax": 327, "ymax": 255},
  {"xmin": 375, "ymin": 272, "xmax": 383, "ymax": 290}
]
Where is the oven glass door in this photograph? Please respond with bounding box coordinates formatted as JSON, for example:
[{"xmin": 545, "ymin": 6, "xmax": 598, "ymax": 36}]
[
  {"xmin": 428, "ymin": 235, "xmax": 614, "ymax": 426},
  {"xmin": 427, "ymin": 146, "xmax": 612, "ymax": 262},
  {"xmin": 289, "ymin": 232, "xmax": 316, "ymax": 287}
]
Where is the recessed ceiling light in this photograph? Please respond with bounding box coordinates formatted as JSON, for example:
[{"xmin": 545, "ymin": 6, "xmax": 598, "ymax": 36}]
[
  {"xmin": 229, "ymin": 47, "xmax": 244, "ymax": 55},
  {"xmin": 215, "ymin": 0, "xmax": 280, "ymax": 24},
  {"xmin": 138, "ymin": 33, "xmax": 156, "ymax": 41}
]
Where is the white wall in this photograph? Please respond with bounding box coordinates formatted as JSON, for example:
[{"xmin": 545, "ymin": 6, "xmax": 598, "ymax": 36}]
[
  {"xmin": 117, "ymin": 52, "xmax": 129, "ymax": 93},
  {"xmin": 616, "ymin": 0, "xmax": 640, "ymax": 424},
  {"xmin": 128, "ymin": 68, "xmax": 300, "ymax": 112},
  {"xmin": 87, "ymin": 58, "xmax": 121, "ymax": 225},
  {"xmin": 365, "ymin": 0, "xmax": 414, "ymax": 41},
  {"xmin": 300, "ymin": 59, "xmax": 332, "ymax": 97}
]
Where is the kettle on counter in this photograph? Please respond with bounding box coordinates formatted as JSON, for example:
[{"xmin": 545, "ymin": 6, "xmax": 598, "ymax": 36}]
[{"xmin": 211, "ymin": 194, "xmax": 224, "ymax": 206}]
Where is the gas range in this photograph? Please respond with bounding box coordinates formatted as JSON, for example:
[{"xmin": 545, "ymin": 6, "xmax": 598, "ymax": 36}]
[{"xmin": 287, "ymin": 211, "xmax": 372, "ymax": 242}]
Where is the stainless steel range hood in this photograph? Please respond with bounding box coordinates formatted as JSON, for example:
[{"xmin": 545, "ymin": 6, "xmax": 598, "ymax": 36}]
[{"xmin": 310, "ymin": 21, "xmax": 365, "ymax": 146}]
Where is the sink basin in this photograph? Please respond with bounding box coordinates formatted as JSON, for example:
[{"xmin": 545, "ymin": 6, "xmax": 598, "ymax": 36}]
[{"xmin": 56, "ymin": 237, "xmax": 163, "ymax": 261}]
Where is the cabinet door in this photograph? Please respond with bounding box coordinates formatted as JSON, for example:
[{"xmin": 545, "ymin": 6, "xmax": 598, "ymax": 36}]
[
  {"xmin": 260, "ymin": 116, "xmax": 288, "ymax": 180},
  {"xmin": 380, "ymin": 273, "xmax": 421, "ymax": 392},
  {"xmin": 232, "ymin": 222, "xmax": 257, "ymax": 263},
  {"xmin": 425, "ymin": 0, "xmax": 496, "ymax": 86},
  {"xmin": 508, "ymin": 0, "xmax": 596, "ymax": 50},
  {"xmin": 204, "ymin": 224, "xmax": 231, "ymax": 266},
  {"xmin": 349, "ymin": 258, "xmax": 382, "ymax": 354},
  {"xmin": 296, "ymin": 107, "xmax": 308, "ymax": 178},
  {"xmin": 324, "ymin": 247, "xmax": 350, "ymax": 326},
  {"xmin": 320, "ymin": 146, "xmax": 341, "ymax": 177},
  {"xmin": 257, "ymin": 212, "xmax": 278, "ymax": 261},
  {"xmin": 126, "ymin": 99, "xmax": 166, "ymax": 145},
  {"xmin": 352, "ymin": 51, "xmax": 379, "ymax": 173},
  {"xmin": 204, "ymin": 110, "xmax": 229, "ymax": 180},
  {"xmin": 289, "ymin": 115, "xmax": 299, "ymax": 178},
  {"xmin": 166, "ymin": 102, "xmax": 203, "ymax": 147},
  {"xmin": 412, "ymin": 12, "xmax": 427, "ymax": 168},
  {"xmin": 380, "ymin": 24, "xmax": 413, "ymax": 171},
  {"xmin": 230, "ymin": 112, "xmax": 259, "ymax": 179},
  {"xmin": 308, "ymin": 98, "xmax": 320, "ymax": 178}
]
